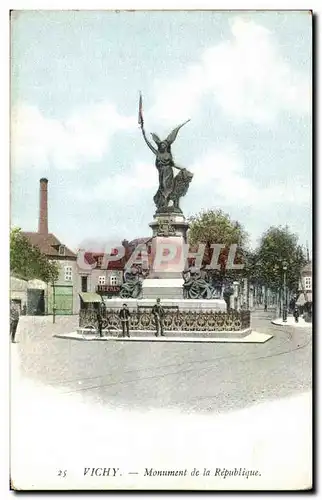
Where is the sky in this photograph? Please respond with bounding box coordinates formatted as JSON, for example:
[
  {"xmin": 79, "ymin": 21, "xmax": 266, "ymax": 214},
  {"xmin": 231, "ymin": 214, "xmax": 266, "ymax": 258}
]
[{"xmin": 10, "ymin": 10, "xmax": 312, "ymax": 252}]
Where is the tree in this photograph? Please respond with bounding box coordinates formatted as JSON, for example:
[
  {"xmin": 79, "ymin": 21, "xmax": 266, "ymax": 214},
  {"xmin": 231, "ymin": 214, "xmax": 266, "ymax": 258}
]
[
  {"xmin": 188, "ymin": 209, "xmax": 248, "ymax": 248},
  {"xmin": 10, "ymin": 228, "xmax": 59, "ymax": 283},
  {"xmin": 187, "ymin": 209, "xmax": 249, "ymax": 283},
  {"xmin": 255, "ymin": 226, "xmax": 306, "ymax": 294}
]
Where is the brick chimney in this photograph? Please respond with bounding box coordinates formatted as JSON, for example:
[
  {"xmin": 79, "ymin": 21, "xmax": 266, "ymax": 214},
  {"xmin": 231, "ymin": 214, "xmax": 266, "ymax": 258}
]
[{"xmin": 38, "ymin": 178, "xmax": 48, "ymax": 234}]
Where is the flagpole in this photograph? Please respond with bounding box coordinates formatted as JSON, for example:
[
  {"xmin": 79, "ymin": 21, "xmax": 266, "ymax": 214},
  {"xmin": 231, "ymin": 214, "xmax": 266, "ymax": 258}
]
[{"xmin": 138, "ymin": 91, "xmax": 144, "ymax": 129}]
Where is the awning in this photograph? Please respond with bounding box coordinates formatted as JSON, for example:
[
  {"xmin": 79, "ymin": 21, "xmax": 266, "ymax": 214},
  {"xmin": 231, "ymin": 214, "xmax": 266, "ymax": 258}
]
[
  {"xmin": 79, "ymin": 292, "xmax": 103, "ymax": 303},
  {"xmin": 296, "ymin": 292, "xmax": 312, "ymax": 306},
  {"xmin": 296, "ymin": 293, "xmax": 305, "ymax": 306}
]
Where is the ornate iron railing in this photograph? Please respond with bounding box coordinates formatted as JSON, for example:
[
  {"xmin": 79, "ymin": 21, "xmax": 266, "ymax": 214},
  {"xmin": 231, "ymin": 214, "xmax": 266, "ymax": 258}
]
[{"xmin": 79, "ymin": 309, "xmax": 250, "ymax": 332}]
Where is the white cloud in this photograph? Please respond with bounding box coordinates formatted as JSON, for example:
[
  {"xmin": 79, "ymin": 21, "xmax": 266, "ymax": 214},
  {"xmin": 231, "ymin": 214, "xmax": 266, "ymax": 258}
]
[
  {"xmin": 74, "ymin": 161, "xmax": 157, "ymax": 202},
  {"xmin": 11, "ymin": 102, "xmax": 136, "ymax": 170},
  {"xmin": 150, "ymin": 17, "xmax": 311, "ymax": 125},
  {"xmin": 74, "ymin": 143, "xmax": 310, "ymax": 211},
  {"xmin": 189, "ymin": 146, "xmax": 311, "ymax": 208}
]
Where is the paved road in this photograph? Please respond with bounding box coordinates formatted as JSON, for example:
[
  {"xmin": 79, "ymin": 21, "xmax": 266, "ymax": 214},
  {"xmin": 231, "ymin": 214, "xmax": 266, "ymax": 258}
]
[{"xmin": 13, "ymin": 309, "xmax": 312, "ymax": 414}]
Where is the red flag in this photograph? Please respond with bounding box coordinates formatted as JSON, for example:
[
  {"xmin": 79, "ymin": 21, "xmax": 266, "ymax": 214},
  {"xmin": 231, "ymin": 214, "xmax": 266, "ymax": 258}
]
[{"xmin": 138, "ymin": 93, "xmax": 143, "ymax": 127}]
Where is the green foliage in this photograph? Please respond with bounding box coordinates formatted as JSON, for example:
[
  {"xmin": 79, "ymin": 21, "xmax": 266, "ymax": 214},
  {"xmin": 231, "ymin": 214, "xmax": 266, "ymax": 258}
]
[
  {"xmin": 255, "ymin": 226, "xmax": 306, "ymax": 292},
  {"xmin": 10, "ymin": 228, "xmax": 59, "ymax": 283},
  {"xmin": 188, "ymin": 209, "xmax": 249, "ymax": 282},
  {"xmin": 188, "ymin": 209, "xmax": 248, "ymax": 247},
  {"xmin": 239, "ymin": 249, "xmax": 261, "ymax": 283},
  {"xmin": 187, "ymin": 212, "xmax": 305, "ymax": 294}
]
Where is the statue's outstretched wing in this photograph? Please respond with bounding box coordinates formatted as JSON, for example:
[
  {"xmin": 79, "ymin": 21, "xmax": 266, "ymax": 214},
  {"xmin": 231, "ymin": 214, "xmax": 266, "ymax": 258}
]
[
  {"xmin": 151, "ymin": 133, "xmax": 161, "ymax": 146},
  {"xmin": 166, "ymin": 119, "xmax": 190, "ymax": 145}
]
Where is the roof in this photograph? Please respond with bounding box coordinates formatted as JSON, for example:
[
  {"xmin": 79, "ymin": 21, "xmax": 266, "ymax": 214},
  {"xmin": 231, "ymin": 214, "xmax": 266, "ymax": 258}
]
[
  {"xmin": 83, "ymin": 251, "xmax": 131, "ymax": 270},
  {"xmin": 296, "ymin": 292, "xmax": 312, "ymax": 305},
  {"xmin": 302, "ymin": 262, "xmax": 312, "ymax": 274},
  {"xmin": 27, "ymin": 279, "xmax": 47, "ymax": 289},
  {"xmin": 10, "ymin": 276, "xmax": 28, "ymax": 291},
  {"xmin": 83, "ymin": 252, "xmax": 97, "ymax": 265},
  {"xmin": 129, "ymin": 237, "xmax": 152, "ymax": 246},
  {"xmin": 22, "ymin": 232, "xmax": 76, "ymax": 259}
]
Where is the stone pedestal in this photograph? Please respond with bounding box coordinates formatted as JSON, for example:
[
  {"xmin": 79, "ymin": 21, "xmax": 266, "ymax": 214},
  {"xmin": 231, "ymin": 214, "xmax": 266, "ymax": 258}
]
[
  {"xmin": 142, "ymin": 211, "xmax": 189, "ymax": 299},
  {"xmin": 142, "ymin": 278, "xmax": 184, "ymax": 299},
  {"xmin": 149, "ymin": 212, "xmax": 190, "ymax": 241}
]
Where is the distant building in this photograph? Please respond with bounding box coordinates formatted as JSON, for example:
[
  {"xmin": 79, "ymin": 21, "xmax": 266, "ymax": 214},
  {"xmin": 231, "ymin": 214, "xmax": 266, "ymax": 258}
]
[
  {"xmin": 10, "ymin": 277, "xmax": 28, "ymax": 314},
  {"xmin": 10, "ymin": 277, "xmax": 48, "ymax": 315},
  {"xmin": 297, "ymin": 261, "xmax": 312, "ymax": 309},
  {"xmin": 79, "ymin": 237, "xmax": 153, "ymax": 306},
  {"xmin": 81, "ymin": 251, "xmax": 126, "ymax": 298},
  {"xmin": 21, "ymin": 178, "xmax": 79, "ymax": 315}
]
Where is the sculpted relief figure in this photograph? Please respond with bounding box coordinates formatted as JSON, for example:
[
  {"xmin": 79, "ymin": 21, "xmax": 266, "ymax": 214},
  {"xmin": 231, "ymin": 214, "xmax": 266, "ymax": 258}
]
[
  {"xmin": 120, "ymin": 268, "xmax": 142, "ymax": 299},
  {"xmin": 182, "ymin": 269, "xmax": 216, "ymax": 300}
]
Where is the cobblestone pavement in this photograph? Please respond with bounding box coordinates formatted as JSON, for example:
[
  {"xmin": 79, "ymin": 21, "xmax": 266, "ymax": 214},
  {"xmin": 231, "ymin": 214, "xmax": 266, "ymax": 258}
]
[{"xmin": 12, "ymin": 308, "xmax": 312, "ymax": 414}]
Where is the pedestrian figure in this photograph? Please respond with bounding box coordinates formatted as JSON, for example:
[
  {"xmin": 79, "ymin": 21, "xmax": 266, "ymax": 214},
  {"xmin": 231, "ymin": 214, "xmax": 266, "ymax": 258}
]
[
  {"xmin": 119, "ymin": 303, "xmax": 131, "ymax": 338},
  {"xmin": 152, "ymin": 298, "xmax": 165, "ymax": 337},
  {"xmin": 96, "ymin": 302, "xmax": 105, "ymax": 337},
  {"xmin": 264, "ymin": 300, "xmax": 268, "ymax": 312},
  {"xmin": 293, "ymin": 306, "xmax": 300, "ymax": 323},
  {"xmin": 10, "ymin": 301, "xmax": 20, "ymax": 343}
]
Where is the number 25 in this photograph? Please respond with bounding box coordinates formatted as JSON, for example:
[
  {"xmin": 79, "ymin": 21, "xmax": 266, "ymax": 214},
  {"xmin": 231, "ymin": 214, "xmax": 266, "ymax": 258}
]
[{"xmin": 58, "ymin": 470, "xmax": 67, "ymax": 477}]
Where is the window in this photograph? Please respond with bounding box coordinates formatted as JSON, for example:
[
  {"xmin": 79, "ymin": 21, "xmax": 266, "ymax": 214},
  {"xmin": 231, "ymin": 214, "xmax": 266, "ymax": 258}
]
[
  {"xmin": 110, "ymin": 275, "xmax": 119, "ymax": 286},
  {"xmin": 304, "ymin": 277, "xmax": 312, "ymax": 290},
  {"xmin": 98, "ymin": 276, "xmax": 106, "ymax": 285},
  {"xmin": 64, "ymin": 266, "xmax": 72, "ymax": 282},
  {"xmin": 81, "ymin": 276, "xmax": 88, "ymax": 292},
  {"xmin": 58, "ymin": 245, "xmax": 65, "ymax": 256}
]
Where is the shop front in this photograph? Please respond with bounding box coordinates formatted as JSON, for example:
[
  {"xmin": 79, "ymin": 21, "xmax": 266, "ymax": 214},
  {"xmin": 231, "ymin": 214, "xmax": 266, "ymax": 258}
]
[{"xmin": 96, "ymin": 284, "xmax": 121, "ymax": 302}]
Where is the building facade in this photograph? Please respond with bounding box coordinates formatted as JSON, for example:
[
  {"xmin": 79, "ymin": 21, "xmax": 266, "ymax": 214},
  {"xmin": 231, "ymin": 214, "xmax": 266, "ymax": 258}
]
[
  {"xmin": 10, "ymin": 277, "xmax": 49, "ymax": 315},
  {"xmin": 10, "ymin": 277, "xmax": 28, "ymax": 313},
  {"xmin": 297, "ymin": 261, "xmax": 312, "ymax": 314},
  {"xmin": 21, "ymin": 178, "xmax": 79, "ymax": 315},
  {"xmin": 79, "ymin": 238, "xmax": 152, "ymax": 305},
  {"xmin": 80, "ymin": 252, "xmax": 126, "ymax": 303}
]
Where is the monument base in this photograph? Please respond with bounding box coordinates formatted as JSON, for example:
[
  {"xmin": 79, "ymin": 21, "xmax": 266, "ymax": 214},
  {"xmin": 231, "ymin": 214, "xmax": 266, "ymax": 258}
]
[
  {"xmin": 79, "ymin": 302, "xmax": 250, "ymax": 334},
  {"xmin": 100, "ymin": 297, "xmax": 227, "ymax": 312},
  {"xmin": 143, "ymin": 212, "xmax": 189, "ymax": 298}
]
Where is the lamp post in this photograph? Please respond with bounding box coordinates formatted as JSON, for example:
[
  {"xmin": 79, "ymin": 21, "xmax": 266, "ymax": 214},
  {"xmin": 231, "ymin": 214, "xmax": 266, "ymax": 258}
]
[
  {"xmin": 272, "ymin": 264, "xmax": 281, "ymax": 317},
  {"xmin": 282, "ymin": 261, "xmax": 288, "ymax": 322}
]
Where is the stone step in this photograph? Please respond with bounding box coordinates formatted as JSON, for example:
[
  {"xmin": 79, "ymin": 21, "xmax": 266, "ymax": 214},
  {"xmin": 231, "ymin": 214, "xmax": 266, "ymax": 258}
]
[
  {"xmin": 55, "ymin": 330, "xmax": 273, "ymax": 344},
  {"xmin": 76, "ymin": 327, "xmax": 251, "ymax": 338}
]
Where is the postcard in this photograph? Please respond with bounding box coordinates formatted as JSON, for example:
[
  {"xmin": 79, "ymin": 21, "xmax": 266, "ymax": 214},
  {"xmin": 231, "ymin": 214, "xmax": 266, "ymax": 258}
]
[{"xmin": 10, "ymin": 9, "xmax": 312, "ymax": 491}]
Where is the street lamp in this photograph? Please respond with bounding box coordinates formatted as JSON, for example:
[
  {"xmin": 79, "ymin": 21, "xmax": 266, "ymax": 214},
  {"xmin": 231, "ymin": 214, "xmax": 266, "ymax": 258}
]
[
  {"xmin": 282, "ymin": 261, "xmax": 288, "ymax": 322},
  {"xmin": 272, "ymin": 264, "xmax": 282, "ymax": 316}
]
